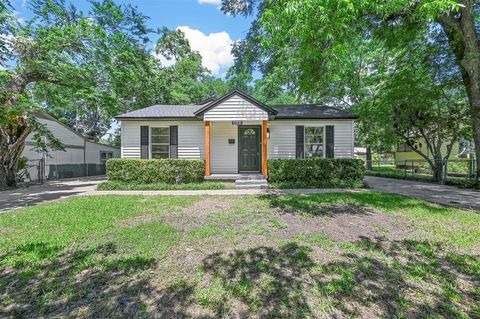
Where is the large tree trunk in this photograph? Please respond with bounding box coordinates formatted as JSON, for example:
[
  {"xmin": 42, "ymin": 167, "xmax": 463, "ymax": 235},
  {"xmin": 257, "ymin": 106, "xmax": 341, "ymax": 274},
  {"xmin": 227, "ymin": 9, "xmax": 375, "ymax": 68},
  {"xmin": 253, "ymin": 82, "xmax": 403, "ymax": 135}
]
[
  {"xmin": 431, "ymin": 158, "xmax": 445, "ymax": 184},
  {"xmin": 0, "ymin": 122, "xmax": 34, "ymax": 188},
  {"xmin": 0, "ymin": 72, "xmax": 43, "ymax": 188},
  {"xmin": 438, "ymin": 0, "xmax": 480, "ymax": 184}
]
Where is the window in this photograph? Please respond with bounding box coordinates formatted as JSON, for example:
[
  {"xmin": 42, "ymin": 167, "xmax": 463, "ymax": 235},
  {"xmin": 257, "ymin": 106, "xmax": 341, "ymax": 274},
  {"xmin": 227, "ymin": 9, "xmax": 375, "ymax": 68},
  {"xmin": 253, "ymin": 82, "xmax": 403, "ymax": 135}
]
[
  {"xmin": 151, "ymin": 127, "xmax": 170, "ymax": 159},
  {"xmin": 397, "ymin": 143, "xmax": 413, "ymax": 152},
  {"xmin": 100, "ymin": 151, "xmax": 113, "ymax": 164},
  {"xmin": 305, "ymin": 127, "xmax": 324, "ymax": 158}
]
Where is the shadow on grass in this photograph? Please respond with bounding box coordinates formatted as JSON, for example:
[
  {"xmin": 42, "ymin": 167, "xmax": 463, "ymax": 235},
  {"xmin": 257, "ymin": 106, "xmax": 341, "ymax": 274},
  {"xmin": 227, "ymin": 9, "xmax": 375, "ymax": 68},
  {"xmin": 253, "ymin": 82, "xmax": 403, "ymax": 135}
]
[
  {"xmin": 0, "ymin": 242, "xmax": 157, "ymax": 318},
  {"xmin": 1, "ymin": 239, "xmax": 478, "ymax": 318},
  {"xmin": 259, "ymin": 194, "xmax": 371, "ymax": 217},
  {"xmin": 200, "ymin": 239, "xmax": 479, "ymax": 318},
  {"xmin": 260, "ymin": 192, "xmax": 459, "ymax": 217},
  {"xmin": 202, "ymin": 243, "xmax": 315, "ymax": 317}
]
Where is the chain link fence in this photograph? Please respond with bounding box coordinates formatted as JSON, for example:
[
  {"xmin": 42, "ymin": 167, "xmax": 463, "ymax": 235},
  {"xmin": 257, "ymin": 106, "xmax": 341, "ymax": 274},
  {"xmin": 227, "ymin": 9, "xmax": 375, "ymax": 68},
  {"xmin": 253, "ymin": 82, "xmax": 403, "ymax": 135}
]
[
  {"xmin": 16, "ymin": 159, "xmax": 46, "ymax": 185},
  {"xmin": 365, "ymin": 155, "xmax": 477, "ymax": 186},
  {"xmin": 47, "ymin": 163, "xmax": 106, "ymax": 179},
  {"xmin": 16, "ymin": 159, "xmax": 107, "ymax": 185}
]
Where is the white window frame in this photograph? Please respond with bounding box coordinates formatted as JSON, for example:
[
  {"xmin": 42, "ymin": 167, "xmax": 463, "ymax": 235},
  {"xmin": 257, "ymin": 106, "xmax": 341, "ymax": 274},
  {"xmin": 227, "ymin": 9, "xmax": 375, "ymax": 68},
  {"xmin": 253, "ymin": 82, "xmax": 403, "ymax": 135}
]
[
  {"xmin": 100, "ymin": 151, "xmax": 113, "ymax": 164},
  {"xmin": 150, "ymin": 126, "xmax": 170, "ymax": 159},
  {"xmin": 304, "ymin": 125, "xmax": 326, "ymax": 158}
]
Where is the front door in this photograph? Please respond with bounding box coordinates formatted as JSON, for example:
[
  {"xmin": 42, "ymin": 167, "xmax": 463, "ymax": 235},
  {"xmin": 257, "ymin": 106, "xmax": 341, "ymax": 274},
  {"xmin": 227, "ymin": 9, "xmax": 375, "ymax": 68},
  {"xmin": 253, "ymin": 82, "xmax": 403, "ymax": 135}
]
[{"xmin": 238, "ymin": 126, "xmax": 261, "ymax": 172}]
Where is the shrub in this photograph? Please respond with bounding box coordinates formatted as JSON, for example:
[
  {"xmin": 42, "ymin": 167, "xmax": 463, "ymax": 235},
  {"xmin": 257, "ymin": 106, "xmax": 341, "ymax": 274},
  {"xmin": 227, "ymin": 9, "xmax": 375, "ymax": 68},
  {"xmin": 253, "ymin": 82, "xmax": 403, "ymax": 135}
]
[
  {"xmin": 268, "ymin": 158, "xmax": 365, "ymax": 188},
  {"xmin": 106, "ymin": 159, "xmax": 205, "ymax": 184}
]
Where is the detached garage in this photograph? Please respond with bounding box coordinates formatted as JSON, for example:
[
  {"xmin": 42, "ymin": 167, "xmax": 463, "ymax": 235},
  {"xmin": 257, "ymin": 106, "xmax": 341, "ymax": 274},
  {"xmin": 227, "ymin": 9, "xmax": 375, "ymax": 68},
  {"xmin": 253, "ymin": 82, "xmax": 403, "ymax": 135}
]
[{"xmin": 22, "ymin": 113, "xmax": 120, "ymax": 182}]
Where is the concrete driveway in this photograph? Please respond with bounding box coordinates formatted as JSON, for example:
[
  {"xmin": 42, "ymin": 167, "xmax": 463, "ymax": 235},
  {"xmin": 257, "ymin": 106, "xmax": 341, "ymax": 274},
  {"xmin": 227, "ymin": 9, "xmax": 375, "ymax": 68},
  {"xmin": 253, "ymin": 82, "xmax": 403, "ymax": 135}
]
[
  {"xmin": 2, "ymin": 175, "xmax": 478, "ymax": 213},
  {"xmin": 0, "ymin": 177, "xmax": 105, "ymax": 213},
  {"xmin": 366, "ymin": 176, "xmax": 480, "ymax": 211}
]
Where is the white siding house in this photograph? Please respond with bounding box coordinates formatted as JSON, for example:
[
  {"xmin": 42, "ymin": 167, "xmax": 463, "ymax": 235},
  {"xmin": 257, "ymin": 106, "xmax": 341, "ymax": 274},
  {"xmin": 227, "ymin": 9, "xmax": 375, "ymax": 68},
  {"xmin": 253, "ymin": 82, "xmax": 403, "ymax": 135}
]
[
  {"xmin": 268, "ymin": 120, "xmax": 354, "ymax": 159},
  {"xmin": 22, "ymin": 113, "xmax": 120, "ymax": 181},
  {"xmin": 121, "ymin": 120, "xmax": 205, "ymax": 159},
  {"xmin": 116, "ymin": 90, "xmax": 357, "ymax": 177},
  {"xmin": 204, "ymin": 95, "xmax": 268, "ymax": 121}
]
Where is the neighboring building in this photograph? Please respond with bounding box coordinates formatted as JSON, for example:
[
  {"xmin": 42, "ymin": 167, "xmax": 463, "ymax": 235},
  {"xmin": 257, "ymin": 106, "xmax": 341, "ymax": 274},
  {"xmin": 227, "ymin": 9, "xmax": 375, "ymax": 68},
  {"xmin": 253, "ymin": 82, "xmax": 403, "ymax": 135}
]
[
  {"xmin": 354, "ymin": 147, "xmax": 367, "ymax": 159},
  {"xmin": 395, "ymin": 139, "xmax": 463, "ymax": 168},
  {"xmin": 116, "ymin": 90, "xmax": 357, "ymax": 178},
  {"xmin": 22, "ymin": 113, "xmax": 120, "ymax": 181}
]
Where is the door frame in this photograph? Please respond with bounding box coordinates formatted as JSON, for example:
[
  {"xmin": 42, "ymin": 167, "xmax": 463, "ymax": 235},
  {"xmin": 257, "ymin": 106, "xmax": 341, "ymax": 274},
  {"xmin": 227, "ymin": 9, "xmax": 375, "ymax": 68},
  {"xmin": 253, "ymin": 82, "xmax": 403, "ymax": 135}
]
[{"xmin": 237, "ymin": 125, "xmax": 262, "ymax": 173}]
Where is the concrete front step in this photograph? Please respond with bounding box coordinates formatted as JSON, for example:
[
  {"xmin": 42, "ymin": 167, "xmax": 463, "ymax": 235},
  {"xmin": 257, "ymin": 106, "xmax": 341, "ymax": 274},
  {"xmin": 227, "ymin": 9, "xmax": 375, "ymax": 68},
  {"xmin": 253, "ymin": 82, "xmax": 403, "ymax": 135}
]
[
  {"xmin": 236, "ymin": 176, "xmax": 266, "ymax": 181},
  {"xmin": 235, "ymin": 179, "xmax": 268, "ymax": 189},
  {"xmin": 205, "ymin": 174, "xmax": 266, "ymax": 181},
  {"xmin": 235, "ymin": 184, "xmax": 268, "ymax": 189}
]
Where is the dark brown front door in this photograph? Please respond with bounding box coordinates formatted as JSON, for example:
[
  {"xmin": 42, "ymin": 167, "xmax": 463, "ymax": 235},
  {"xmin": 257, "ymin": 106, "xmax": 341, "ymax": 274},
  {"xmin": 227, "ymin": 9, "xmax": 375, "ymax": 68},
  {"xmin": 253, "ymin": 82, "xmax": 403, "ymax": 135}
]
[{"xmin": 238, "ymin": 126, "xmax": 261, "ymax": 172}]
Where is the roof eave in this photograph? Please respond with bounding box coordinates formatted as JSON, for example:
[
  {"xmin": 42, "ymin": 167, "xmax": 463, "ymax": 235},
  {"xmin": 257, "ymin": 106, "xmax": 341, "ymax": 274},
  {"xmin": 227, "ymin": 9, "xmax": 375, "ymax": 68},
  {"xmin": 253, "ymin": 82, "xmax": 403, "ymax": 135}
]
[{"xmin": 273, "ymin": 116, "xmax": 359, "ymax": 120}]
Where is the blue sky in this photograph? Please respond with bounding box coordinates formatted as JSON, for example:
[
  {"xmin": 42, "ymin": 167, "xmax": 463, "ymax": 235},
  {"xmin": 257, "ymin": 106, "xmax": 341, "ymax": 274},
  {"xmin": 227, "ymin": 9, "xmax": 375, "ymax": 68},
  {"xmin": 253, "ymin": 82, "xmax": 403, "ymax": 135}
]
[{"xmin": 11, "ymin": 0, "xmax": 254, "ymax": 76}]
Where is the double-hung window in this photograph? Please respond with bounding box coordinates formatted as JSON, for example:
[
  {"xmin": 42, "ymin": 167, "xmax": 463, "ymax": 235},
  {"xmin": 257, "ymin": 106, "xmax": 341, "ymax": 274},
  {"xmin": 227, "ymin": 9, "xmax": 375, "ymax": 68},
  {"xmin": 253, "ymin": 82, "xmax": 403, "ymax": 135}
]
[
  {"xmin": 305, "ymin": 126, "xmax": 324, "ymax": 158},
  {"xmin": 100, "ymin": 151, "xmax": 113, "ymax": 164},
  {"xmin": 151, "ymin": 127, "xmax": 170, "ymax": 159}
]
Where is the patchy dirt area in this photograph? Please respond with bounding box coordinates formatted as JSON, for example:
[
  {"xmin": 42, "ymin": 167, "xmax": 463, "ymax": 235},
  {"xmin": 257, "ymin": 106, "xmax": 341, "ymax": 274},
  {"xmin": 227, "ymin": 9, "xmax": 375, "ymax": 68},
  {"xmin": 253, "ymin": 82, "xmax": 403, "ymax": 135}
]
[
  {"xmin": 1, "ymin": 194, "xmax": 478, "ymax": 319},
  {"xmin": 273, "ymin": 203, "xmax": 418, "ymax": 243},
  {"xmin": 252, "ymin": 199, "xmax": 421, "ymax": 245}
]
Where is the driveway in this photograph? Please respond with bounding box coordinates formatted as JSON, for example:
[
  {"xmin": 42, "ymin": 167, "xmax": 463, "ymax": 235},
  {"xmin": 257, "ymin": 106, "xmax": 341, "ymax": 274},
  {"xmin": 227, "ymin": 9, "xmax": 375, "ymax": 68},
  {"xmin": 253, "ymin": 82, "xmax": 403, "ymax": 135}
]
[
  {"xmin": 2, "ymin": 175, "xmax": 478, "ymax": 213},
  {"xmin": 366, "ymin": 176, "xmax": 480, "ymax": 211},
  {"xmin": 0, "ymin": 177, "xmax": 104, "ymax": 213}
]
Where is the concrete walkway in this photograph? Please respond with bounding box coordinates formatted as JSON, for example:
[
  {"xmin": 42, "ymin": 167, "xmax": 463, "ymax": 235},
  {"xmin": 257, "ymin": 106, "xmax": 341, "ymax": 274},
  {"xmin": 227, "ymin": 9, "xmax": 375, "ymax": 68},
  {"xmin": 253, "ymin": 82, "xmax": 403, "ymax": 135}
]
[
  {"xmin": 84, "ymin": 188, "xmax": 360, "ymax": 197},
  {"xmin": 0, "ymin": 177, "xmax": 104, "ymax": 213},
  {"xmin": 2, "ymin": 175, "xmax": 478, "ymax": 213},
  {"xmin": 365, "ymin": 176, "xmax": 480, "ymax": 211}
]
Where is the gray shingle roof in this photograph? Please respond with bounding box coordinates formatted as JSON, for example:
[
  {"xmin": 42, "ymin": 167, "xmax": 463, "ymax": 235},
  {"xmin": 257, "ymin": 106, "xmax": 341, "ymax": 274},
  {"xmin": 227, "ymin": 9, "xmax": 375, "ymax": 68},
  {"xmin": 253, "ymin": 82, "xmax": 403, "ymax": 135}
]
[
  {"xmin": 115, "ymin": 102, "xmax": 358, "ymax": 120},
  {"xmin": 115, "ymin": 104, "xmax": 202, "ymax": 119},
  {"xmin": 271, "ymin": 104, "xmax": 358, "ymax": 119}
]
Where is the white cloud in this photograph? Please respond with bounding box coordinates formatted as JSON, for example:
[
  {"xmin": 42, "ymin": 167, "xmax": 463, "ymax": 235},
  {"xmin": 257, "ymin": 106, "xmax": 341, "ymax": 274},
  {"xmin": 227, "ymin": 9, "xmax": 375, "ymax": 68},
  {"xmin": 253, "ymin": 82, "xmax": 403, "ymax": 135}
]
[
  {"xmin": 177, "ymin": 26, "xmax": 234, "ymax": 74},
  {"xmin": 197, "ymin": 0, "xmax": 222, "ymax": 4},
  {"xmin": 13, "ymin": 11, "xmax": 25, "ymax": 24},
  {"xmin": 152, "ymin": 52, "xmax": 177, "ymax": 68}
]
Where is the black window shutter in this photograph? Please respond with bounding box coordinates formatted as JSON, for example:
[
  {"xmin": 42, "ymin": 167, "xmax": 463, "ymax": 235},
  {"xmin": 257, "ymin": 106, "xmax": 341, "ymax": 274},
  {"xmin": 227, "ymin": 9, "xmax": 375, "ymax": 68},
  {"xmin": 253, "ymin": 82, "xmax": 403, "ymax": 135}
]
[
  {"xmin": 140, "ymin": 126, "xmax": 149, "ymax": 159},
  {"xmin": 170, "ymin": 126, "xmax": 178, "ymax": 159},
  {"xmin": 295, "ymin": 126, "xmax": 304, "ymax": 159},
  {"xmin": 326, "ymin": 125, "xmax": 335, "ymax": 158}
]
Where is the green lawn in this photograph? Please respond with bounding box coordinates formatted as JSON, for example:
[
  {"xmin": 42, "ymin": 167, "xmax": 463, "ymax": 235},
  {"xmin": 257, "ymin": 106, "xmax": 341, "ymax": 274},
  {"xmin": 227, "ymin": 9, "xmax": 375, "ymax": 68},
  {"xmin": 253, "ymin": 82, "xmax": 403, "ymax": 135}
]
[
  {"xmin": 0, "ymin": 193, "xmax": 479, "ymax": 318},
  {"xmin": 97, "ymin": 181, "xmax": 234, "ymax": 190}
]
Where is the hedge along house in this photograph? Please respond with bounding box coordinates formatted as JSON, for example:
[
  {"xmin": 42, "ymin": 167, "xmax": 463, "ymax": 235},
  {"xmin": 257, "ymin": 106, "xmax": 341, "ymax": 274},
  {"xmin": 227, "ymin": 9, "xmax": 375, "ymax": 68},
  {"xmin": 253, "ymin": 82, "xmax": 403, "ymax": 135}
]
[{"xmin": 115, "ymin": 90, "xmax": 358, "ymax": 185}]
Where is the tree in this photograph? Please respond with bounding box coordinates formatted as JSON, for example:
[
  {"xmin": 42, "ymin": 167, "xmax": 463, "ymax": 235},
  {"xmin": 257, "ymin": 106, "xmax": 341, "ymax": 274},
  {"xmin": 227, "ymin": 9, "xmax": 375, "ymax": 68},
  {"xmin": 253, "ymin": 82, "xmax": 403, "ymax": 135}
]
[
  {"xmin": 221, "ymin": 0, "xmax": 479, "ymax": 182},
  {"xmin": 378, "ymin": 29, "xmax": 470, "ymax": 181},
  {"xmin": 152, "ymin": 28, "xmax": 229, "ymax": 104},
  {"xmin": 0, "ymin": 0, "xmax": 151, "ymax": 187},
  {"xmin": 222, "ymin": 0, "xmax": 393, "ymax": 169},
  {"xmin": 30, "ymin": 0, "xmax": 153, "ymax": 142}
]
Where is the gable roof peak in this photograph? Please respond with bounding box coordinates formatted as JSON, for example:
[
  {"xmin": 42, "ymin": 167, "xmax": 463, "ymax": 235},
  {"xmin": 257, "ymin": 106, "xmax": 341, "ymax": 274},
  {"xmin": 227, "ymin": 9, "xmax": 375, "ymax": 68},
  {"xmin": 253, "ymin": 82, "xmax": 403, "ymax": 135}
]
[{"xmin": 193, "ymin": 89, "xmax": 278, "ymax": 116}]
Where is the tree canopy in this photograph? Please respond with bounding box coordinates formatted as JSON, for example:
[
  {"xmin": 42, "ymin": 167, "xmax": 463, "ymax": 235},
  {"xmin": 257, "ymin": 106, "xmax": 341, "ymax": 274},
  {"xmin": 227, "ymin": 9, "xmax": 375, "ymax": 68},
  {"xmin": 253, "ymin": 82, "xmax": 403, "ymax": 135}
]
[
  {"xmin": 221, "ymin": 0, "xmax": 478, "ymax": 182},
  {"xmin": 0, "ymin": 0, "xmax": 229, "ymax": 187}
]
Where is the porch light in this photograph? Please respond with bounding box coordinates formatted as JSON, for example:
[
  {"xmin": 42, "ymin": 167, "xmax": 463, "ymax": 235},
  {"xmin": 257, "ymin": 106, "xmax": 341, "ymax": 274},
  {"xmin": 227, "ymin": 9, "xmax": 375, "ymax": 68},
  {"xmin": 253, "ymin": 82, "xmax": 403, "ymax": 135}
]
[{"xmin": 267, "ymin": 128, "xmax": 270, "ymax": 139}]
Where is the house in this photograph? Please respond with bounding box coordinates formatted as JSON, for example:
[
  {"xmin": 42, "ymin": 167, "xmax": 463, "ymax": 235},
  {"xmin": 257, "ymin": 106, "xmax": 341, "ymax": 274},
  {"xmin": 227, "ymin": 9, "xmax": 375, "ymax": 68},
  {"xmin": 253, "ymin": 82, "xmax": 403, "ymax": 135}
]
[
  {"xmin": 395, "ymin": 139, "xmax": 464, "ymax": 168},
  {"xmin": 22, "ymin": 112, "xmax": 120, "ymax": 182},
  {"xmin": 115, "ymin": 90, "xmax": 357, "ymax": 179},
  {"xmin": 354, "ymin": 147, "xmax": 367, "ymax": 159}
]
